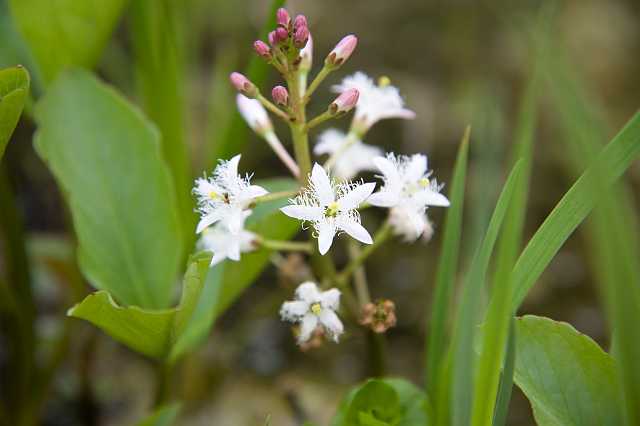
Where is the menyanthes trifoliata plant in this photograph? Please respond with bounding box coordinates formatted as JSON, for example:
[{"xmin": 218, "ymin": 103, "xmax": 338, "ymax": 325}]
[{"xmin": 192, "ymin": 6, "xmax": 450, "ymax": 347}]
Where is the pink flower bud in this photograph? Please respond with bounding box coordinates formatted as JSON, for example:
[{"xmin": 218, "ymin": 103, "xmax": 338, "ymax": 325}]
[
  {"xmin": 293, "ymin": 15, "xmax": 307, "ymax": 31},
  {"xmin": 268, "ymin": 30, "xmax": 277, "ymax": 46},
  {"xmin": 293, "ymin": 25, "xmax": 309, "ymax": 49},
  {"xmin": 271, "ymin": 85, "xmax": 289, "ymax": 106},
  {"xmin": 330, "ymin": 88, "xmax": 359, "ymax": 114},
  {"xmin": 253, "ymin": 40, "xmax": 271, "ymax": 59},
  {"xmin": 275, "ymin": 27, "xmax": 289, "ymax": 44},
  {"xmin": 276, "ymin": 8, "xmax": 290, "ymax": 27},
  {"xmin": 326, "ymin": 34, "xmax": 358, "ymax": 67},
  {"xmin": 229, "ymin": 72, "xmax": 258, "ymax": 98}
]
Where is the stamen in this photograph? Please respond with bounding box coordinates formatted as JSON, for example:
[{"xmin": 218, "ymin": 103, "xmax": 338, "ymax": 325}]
[
  {"xmin": 378, "ymin": 75, "xmax": 391, "ymax": 87},
  {"xmin": 310, "ymin": 302, "xmax": 322, "ymax": 315}
]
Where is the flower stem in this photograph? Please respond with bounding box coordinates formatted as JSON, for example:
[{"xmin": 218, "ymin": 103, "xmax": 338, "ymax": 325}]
[
  {"xmin": 259, "ymin": 238, "xmax": 313, "ymax": 253},
  {"xmin": 287, "ymin": 72, "xmax": 311, "ymax": 181},
  {"xmin": 305, "ymin": 110, "xmax": 334, "ymax": 132},
  {"xmin": 154, "ymin": 361, "xmax": 173, "ymax": 406},
  {"xmin": 336, "ymin": 220, "xmax": 393, "ymax": 286},
  {"xmin": 254, "ymin": 189, "xmax": 299, "ymax": 205},
  {"xmin": 348, "ymin": 240, "xmax": 371, "ymax": 306},
  {"xmin": 257, "ymin": 94, "xmax": 291, "ymax": 122},
  {"xmin": 303, "ymin": 65, "xmax": 332, "ymax": 104}
]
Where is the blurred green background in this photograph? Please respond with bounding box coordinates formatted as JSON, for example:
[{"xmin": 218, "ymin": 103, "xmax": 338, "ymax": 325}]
[{"xmin": 1, "ymin": 0, "xmax": 639, "ymax": 424}]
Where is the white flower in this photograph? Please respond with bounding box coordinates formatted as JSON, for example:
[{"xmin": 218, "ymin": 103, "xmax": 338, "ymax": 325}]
[
  {"xmin": 193, "ymin": 154, "xmax": 268, "ymax": 234},
  {"xmin": 314, "ymin": 128, "xmax": 382, "ymax": 180},
  {"xmin": 280, "ymin": 164, "xmax": 375, "ymax": 255},
  {"xmin": 198, "ymin": 211, "xmax": 257, "ymax": 266},
  {"xmin": 332, "ymin": 72, "xmax": 415, "ymax": 134},
  {"xmin": 236, "ymin": 94, "xmax": 272, "ymax": 135},
  {"xmin": 368, "ymin": 153, "xmax": 449, "ymax": 209},
  {"xmin": 280, "ymin": 282, "xmax": 343, "ymax": 344},
  {"xmin": 388, "ymin": 202, "xmax": 434, "ymax": 242}
]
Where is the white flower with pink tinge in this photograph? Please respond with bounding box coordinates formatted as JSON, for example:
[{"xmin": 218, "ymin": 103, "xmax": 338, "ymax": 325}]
[
  {"xmin": 332, "ymin": 72, "xmax": 415, "ymax": 135},
  {"xmin": 193, "ymin": 154, "xmax": 268, "ymax": 234},
  {"xmin": 314, "ymin": 128, "xmax": 382, "ymax": 180},
  {"xmin": 198, "ymin": 211, "xmax": 256, "ymax": 266},
  {"xmin": 280, "ymin": 163, "xmax": 375, "ymax": 255},
  {"xmin": 280, "ymin": 282, "xmax": 343, "ymax": 344}
]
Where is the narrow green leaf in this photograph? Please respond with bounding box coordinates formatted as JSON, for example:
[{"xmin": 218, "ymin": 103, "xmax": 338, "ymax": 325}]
[
  {"xmin": 130, "ymin": 0, "xmax": 193, "ymax": 246},
  {"xmin": 332, "ymin": 378, "xmax": 430, "ymax": 426},
  {"xmin": 0, "ymin": 65, "xmax": 29, "ymax": 158},
  {"xmin": 137, "ymin": 403, "xmax": 181, "ymax": 426},
  {"xmin": 492, "ymin": 318, "xmax": 516, "ymax": 426},
  {"xmin": 168, "ymin": 178, "xmax": 299, "ymax": 362},
  {"xmin": 69, "ymin": 252, "xmax": 212, "ymax": 358},
  {"xmin": 511, "ymin": 111, "xmax": 640, "ymax": 309},
  {"xmin": 513, "ymin": 315, "xmax": 623, "ymax": 426},
  {"xmin": 9, "ymin": 0, "xmax": 127, "ymax": 84},
  {"xmin": 450, "ymin": 161, "xmax": 523, "ymax": 426},
  {"xmin": 34, "ymin": 70, "xmax": 183, "ymax": 309},
  {"xmin": 209, "ymin": 0, "xmax": 286, "ymax": 162},
  {"xmin": 425, "ymin": 126, "xmax": 470, "ymax": 391}
]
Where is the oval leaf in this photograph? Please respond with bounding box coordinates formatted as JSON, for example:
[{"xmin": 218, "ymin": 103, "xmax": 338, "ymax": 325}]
[
  {"xmin": 514, "ymin": 315, "xmax": 623, "ymax": 426},
  {"xmin": 34, "ymin": 69, "xmax": 182, "ymax": 308},
  {"xmin": 0, "ymin": 65, "xmax": 29, "ymax": 158}
]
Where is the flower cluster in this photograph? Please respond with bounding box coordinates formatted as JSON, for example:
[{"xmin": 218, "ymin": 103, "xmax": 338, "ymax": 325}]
[{"xmin": 192, "ymin": 7, "xmax": 451, "ymax": 345}]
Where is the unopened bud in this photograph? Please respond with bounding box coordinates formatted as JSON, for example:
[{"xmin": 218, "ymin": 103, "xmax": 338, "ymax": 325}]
[
  {"xmin": 276, "ymin": 8, "xmax": 291, "ymax": 27},
  {"xmin": 293, "ymin": 15, "xmax": 308, "ymax": 31},
  {"xmin": 236, "ymin": 94, "xmax": 272, "ymax": 134},
  {"xmin": 253, "ymin": 40, "xmax": 271, "ymax": 59},
  {"xmin": 268, "ymin": 30, "xmax": 277, "ymax": 46},
  {"xmin": 293, "ymin": 25, "xmax": 309, "ymax": 49},
  {"xmin": 326, "ymin": 34, "xmax": 358, "ymax": 67},
  {"xmin": 275, "ymin": 27, "xmax": 289, "ymax": 44},
  {"xmin": 230, "ymin": 72, "xmax": 258, "ymax": 97},
  {"xmin": 360, "ymin": 299, "xmax": 397, "ymax": 334},
  {"xmin": 271, "ymin": 85, "xmax": 289, "ymax": 106},
  {"xmin": 329, "ymin": 88, "xmax": 359, "ymax": 114},
  {"xmin": 299, "ymin": 35, "xmax": 313, "ymax": 72}
]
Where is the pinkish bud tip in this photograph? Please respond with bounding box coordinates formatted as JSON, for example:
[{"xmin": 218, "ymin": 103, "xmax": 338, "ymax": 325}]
[
  {"xmin": 253, "ymin": 40, "xmax": 271, "ymax": 59},
  {"xmin": 276, "ymin": 8, "xmax": 290, "ymax": 27},
  {"xmin": 274, "ymin": 27, "xmax": 289, "ymax": 44},
  {"xmin": 271, "ymin": 85, "xmax": 289, "ymax": 106},
  {"xmin": 327, "ymin": 34, "xmax": 358, "ymax": 67},
  {"xmin": 293, "ymin": 25, "xmax": 310, "ymax": 49},
  {"xmin": 268, "ymin": 30, "xmax": 277, "ymax": 46},
  {"xmin": 330, "ymin": 88, "xmax": 359, "ymax": 114},
  {"xmin": 293, "ymin": 15, "xmax": 308, "ymax": 31},
  {"xmin": 230, "ymin": 72, "xmax": 257, "ymax": 97}
]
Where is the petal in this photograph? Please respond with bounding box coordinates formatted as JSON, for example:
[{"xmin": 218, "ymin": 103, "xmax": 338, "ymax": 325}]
[
  {"xmin": 319, "ymin": 309, "xmax": 344, "ymax": 342},
  {"xmin": 338, "ymin": 218, "xmax": 373, "ymax": 245},
  {"xmin": 225, "ymin": 210, "xmax": 245, "ymax": 234},
  {"xmin": 196, "ymin": 211, "xmax": 221, "ymax": 234},
  {"xmin": 405, "ymin": 154, "xmax": 428, "ymax": 183},
  {"xmin": 227, "ymin": 154, "xmax": 241, "ymax": 177},
  {"xmin": 295, "ymin": 281, "xmax": 321, "ymax": 303},
  {"xmin": 280, "ymin": 205, "xmax": 323, "ymax": 221},
  {"xmin": 317, "ymin": 221, "xmax": 336, "ymax": 255},
  {"xmin": 338, "ymin": 182, "xmax": 376, "ymax": 210},
  {"xmin": 245, "ymin": 184, "xmax": 269, "ymax": 199},
  {"xmin": 298, "ymin": 313, "xmax": 318, "ymax": 343},
  {"xmin": 367, "ymin": 191, "xmax": 400, "ymax": 207},
  {"xmin": 414, "ymin": 190, "xmax": 450, "ymax": 207},
  {"xmin": 227, "ymin": 240, "xmax": 241, "ymax": 261},
  {"xmin": 311, "ymin": 163, "xmax": 334, "ymax": 205},
  {"xmin": 319, "ymin": 288, "xmax": 341, "ymax": 310},
  {"xmin": 280, "ymin": 300, "xmax": 309, "ymax": 321},
  {"xmin": 373, "ymin": 156, "xmax": 400, "ymax": 181},
  {"xmin": 210, "ymin": 252, "xmax": 226, "ymax": 266}
]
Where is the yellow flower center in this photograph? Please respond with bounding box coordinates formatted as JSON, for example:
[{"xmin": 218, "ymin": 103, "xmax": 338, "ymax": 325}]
[
  {"xmin": 325, "ymin": 201, "xmax": 339, "ymax": 218},
  {"xmin": 419, "ymin": 177, "xmax": 430, "ymax": 188},
  {"xmin": 209, "ymin": 191, "xmax": 219, "ymax": 200},
  {"xmin": 310, "ymin": 302, "xmax": 322, "ymax": 315},
  {"xmin": 378, "ymin": 76, "xmax": 391, "ymax": 87}
]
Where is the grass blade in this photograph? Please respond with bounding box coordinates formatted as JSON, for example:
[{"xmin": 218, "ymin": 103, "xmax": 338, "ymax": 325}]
[
  {"xmin": 511, "ymin": 111, "xmax": 640, "ymax": 309},
  {"xmin": 425, "ymin": 126, "xmax": 470, "ymax": 392},
  {"xmin": 450, "ymin": 160, "xmax": 523, "ymax": 426},
  {"xmin": 492, "ymin": 318, "xmax": 516, "ymax": 426}
]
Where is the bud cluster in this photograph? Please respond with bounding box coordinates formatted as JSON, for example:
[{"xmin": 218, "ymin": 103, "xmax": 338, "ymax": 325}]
[{"xmin": 360, "ymin": 300, "xmax": 397, "ymax": 333}]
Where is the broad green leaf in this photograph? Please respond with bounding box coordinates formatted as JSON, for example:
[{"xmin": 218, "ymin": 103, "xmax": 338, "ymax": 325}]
[
  {"xmin": 511, "ymin": 111, "xmax": 640, "ymax": 309},
  {"xmin": 137, "ymin": 403, "xmax": 181, "ymax": 426},
  {"xmin": 209, "ymin": 0, "xmax": 286, "ymax": 162},
  {"xmin": 425, "ymin": 126, "xmax": 469, "ymax": 392},
  {"xmin": 69, "ymin": 252, "xmax": 211, "ymax": 358},
  {"xmin": 168, "ymin": 178, "xmax": 299, "ymax": 362},
  {"xmin": 513, "ymin": 315, "xmax": 623, "ymax": 426},
  {"xmin": 471, "ymin": 71, "xmax": 538, "ymax": 426},
  {"xmin": 332, "ymin": 378, "xmax": 430, "ymax": 426},
  {"xmin": 450, "ymin": 161, "xmax": 522, "ymax": 426},
  {"xmin": 130, "ymin": 0, "xmax": 193, "ymax": 246},
  {"xmin": 9, "ymin": 0, "xmax": 127, "ymax": 84},
  {"xmin": 34, "ymin": 70, "xmax": 183, "ymax": 309},
  {"xmin": 0, "ymin": 65, "xmax": 29, "ymax": 158}
]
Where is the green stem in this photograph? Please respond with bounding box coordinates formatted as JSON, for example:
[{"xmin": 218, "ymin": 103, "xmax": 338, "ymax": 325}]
[
  {"xmin": 287, "ymin": 73, "xmax": 311, "ymax": 181},
  {"xmin": 303, "ymin": 65, "xmax": 332, "ymax": 104},
  {"xmin": 154, "ymin": 361, "xmax": 173, "ymax": 407},
  {"xmin": 336, "ymin": 221, "xmax": 393, "ymax": 286},
  {"xmin": 260, "ymin": 238, "xmax": 313, "ymax": 253},
  {"xmin": 305, "ymin": 110, "xmax": 334, "ymax": 132},
  {"xmin": 254, "ymin": 189, "xmax": 299, "ymax": 205},
  {"xmin": 367, "ymin": 331, "xmax": 387, "ymax": 377},
  {"xmin": 257, "ymin": 93, "xmax": 290, "ymax": 122},
  {"xmin": 347, "ymin": 240, "xmax": 371, "ymax": 306}
]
